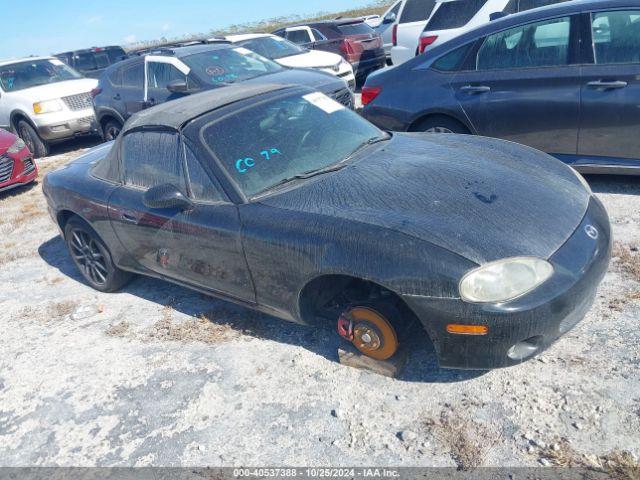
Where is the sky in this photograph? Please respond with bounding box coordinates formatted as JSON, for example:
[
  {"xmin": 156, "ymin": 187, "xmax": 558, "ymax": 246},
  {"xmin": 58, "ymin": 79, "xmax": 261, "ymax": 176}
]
[{"xmin": 0, "ymin": 0, "xmax": 373, "ymax": 59}]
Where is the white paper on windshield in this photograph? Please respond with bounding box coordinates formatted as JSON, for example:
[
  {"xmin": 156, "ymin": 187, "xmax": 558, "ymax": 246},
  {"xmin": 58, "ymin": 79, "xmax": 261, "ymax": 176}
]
[
  {"xmin": 303, "ymin": 92, "xmax": 345, "ymax": 114},
  {"xmin": 50, "ymin": 59, "xmax": 65, "ymax": 66},
  {"xmin": 234, "ymin": 47, "xmax": 253, "ymax": 55}
]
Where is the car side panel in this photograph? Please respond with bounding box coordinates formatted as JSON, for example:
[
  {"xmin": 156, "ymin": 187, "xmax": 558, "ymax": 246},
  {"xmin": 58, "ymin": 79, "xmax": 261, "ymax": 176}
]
[{"xmin": 239, "ymin": 203, "xmax": 474, "ymax": 324}]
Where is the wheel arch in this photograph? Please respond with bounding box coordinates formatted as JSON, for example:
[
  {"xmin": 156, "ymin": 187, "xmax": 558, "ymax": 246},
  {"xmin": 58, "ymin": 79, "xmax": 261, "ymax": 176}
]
[
  {"xmin": 296, "ymin": 273, "xmax": 420, "ymax": 327},
  {"xmin": 408, "ymin": 111, "xmax": 473, "ymax": 134},
  {"xmin": 10, "ymin": 110, "xmax": 37, "ymax": 132}
]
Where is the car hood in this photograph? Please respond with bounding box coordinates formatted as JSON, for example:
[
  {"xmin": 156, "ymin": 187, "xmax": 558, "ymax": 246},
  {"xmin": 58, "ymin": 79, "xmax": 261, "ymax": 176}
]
[
  {"xmin": 8, "ymin": 78, "xmax": 98, "ymax": 102},
  {"xmin": 276, "ymin": 50, "xmax": 342, "ymax": 69},
  {"xmin": 260, "ymin": 133, "xmax": 591, "ymax": 265},
  {"xmin": 244, "ymin": 68, "xmax": 347, "ymax": 93}
]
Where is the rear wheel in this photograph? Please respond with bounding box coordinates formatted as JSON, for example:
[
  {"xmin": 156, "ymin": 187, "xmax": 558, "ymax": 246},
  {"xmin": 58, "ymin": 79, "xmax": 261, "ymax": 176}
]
[
  {"xmin": 102, "ymin": 119, "xmax": 122, "ymax": 141},
  {"xmin": 412, "ymin": 116, "xmax": 470, "ymax": 135},
  {"xmin": 17, "ymin": 120, "xmax": 48, "ymax": 158},
  {"xmin": 64, "ymin": 217, "xmax": 132, "ymax": 292},
  {"xmin": 338, "ymin": 303, "xmax": 400, "ymax": 360}
]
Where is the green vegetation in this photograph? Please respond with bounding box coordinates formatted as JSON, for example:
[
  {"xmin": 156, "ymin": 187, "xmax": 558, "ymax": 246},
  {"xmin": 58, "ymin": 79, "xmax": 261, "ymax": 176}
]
[{"xmin": 127, "ymin": 0, "xmax": 394, "ymax": 51}]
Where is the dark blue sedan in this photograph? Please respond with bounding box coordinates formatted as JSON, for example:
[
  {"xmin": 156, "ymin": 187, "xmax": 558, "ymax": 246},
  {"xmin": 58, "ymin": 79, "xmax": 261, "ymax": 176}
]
[{"xmin": 362, "ymin": 0, "xmax": 640, "ymax": 175}]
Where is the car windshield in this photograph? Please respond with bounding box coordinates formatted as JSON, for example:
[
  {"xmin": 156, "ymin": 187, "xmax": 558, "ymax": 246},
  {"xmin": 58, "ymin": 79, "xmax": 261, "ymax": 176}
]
[
  {"xmin": 236, "ymin": 36, "xmax": 306, "ymax": 60},
  {"xmin": 201, "ymin": 91, "xmax": 386, "ymax": 198},
  {"xmin": 0, "ymin": 59, "xmax": 82, "ymax": 91},
  {"xmin": 182, "ymin": 47, "xmax": 284, "ymax": 86},
  {"xmin": 73, "ymin": 48, "xmax": 126, "ymax": 72},
  {"xmin": 425, "ymin": 0, "xmax": 488, "ymax": 30}
]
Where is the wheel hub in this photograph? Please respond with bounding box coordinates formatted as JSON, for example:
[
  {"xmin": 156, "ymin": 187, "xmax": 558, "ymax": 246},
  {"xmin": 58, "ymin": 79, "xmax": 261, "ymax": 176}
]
[{"xmin": 338, "ymin": 306, "xmax": 399, "ymax": 361}]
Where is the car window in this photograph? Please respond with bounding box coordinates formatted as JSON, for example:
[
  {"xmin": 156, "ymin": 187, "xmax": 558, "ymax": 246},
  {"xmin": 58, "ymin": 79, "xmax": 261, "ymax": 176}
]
[
  {"xmin": 337, "ymin": 23, "xmax": 374, "ymax": 35},
  {"xmin": 400, "ymin": 0, "xmax": 437, "ymax": 24},
  {"xmin": 389, "ymin": 1, "xmax": 402, "ymax": 17},
  {"xmin": 426, "ymin": 0, "xmax": 488, "ymax": 30},
  {"xmin": 182, "ymin": 48, "xmax": 283, "ymax": 86},
  {"xmin": 147, "ymin": 62, "xmax": 187, "ymax": 90},
  {"xmin": 0, "ymin": 59, "xmax": 81, "ymax": 92},
  {"xmin": 311, "ymin": 29, "xmax": 327, "ymax": 40},
  {"xmin": 200, "ymin": 91, "xmax": 383, "ymax": 198},
  {"xmin": 286, "ymin": 29, "xmax": 312, "ymax": 44},
  {"xmin": 432, "ymin": 43, "xmax": 473, "ymax": 71},
  {"xmin": 591, "ymin": 10, "xmax": 640, "ymax": 64},
  {"xmin": 236, "ymin": 37, "xmax": 305, "ymax": 60},
  {"xmin": 477, "ymin": 16, "xmax": 571, "ymax": 69},
  {"xmin": 184, "ymin": 144, "xmax": 224, "ymax": 203},
  {"xmin": 122, "ymin": 63, "xmax": 144, "ymax": 88},
  {"xmin": 122, "ymin": 131, "xmax": 184, "ymax": 190}
]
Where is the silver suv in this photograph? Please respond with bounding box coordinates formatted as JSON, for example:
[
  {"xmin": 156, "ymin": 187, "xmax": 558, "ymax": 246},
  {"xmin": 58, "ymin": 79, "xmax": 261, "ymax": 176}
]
[{"xmin": 0, "ymin": 57, "xmax": 98, "ymax": 157}]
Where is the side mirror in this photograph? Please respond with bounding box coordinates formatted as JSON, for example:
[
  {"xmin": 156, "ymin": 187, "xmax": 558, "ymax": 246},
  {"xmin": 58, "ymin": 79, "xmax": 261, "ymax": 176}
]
[
  {"xmin": 489, "ymin": 11, "xmax": 508, "ymax": 21},
  {"xmin": 383, "ymin": 12, "xmax": 397, "ymax": 24},
  {"xmin": 143, "ymin": 184, "xmax": 194, "ymax": 210},
  {"xmin": 167, "ymin": 79, "xmax": 195, "ymax": 94}
]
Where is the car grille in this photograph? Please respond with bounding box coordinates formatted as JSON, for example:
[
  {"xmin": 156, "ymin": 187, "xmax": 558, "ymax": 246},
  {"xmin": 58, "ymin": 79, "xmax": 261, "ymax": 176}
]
[
  {"xmin": 22, "ymin": 158, "xmax": 36, "ymax": 176},
  {"xmin": 0, "ymin": 155, "xmax": 14, "ymax": 183},
  {"xmin": 62, "ymin": 92, "xmax": 93, "ymax": 111},
  {"xmin": 77, "ymin": 116, "xmax": 94, "ymax": 126},
  {"xmin": 330, "ymin": 88, "xmax": 354, "ymax": 108}
]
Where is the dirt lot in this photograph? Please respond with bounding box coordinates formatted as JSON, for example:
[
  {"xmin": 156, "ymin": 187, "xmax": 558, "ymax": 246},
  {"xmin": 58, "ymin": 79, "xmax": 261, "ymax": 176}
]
[{"xmin": 1, "ymin": 139, "xmax": 639, "ymax": 471}]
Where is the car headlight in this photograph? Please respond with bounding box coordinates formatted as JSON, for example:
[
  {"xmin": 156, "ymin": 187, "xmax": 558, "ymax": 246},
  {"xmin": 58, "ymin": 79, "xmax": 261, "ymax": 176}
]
[
  {"xmin": 6, "ymin": 136, "xmax": 26, "ymax": 154},
  {"xmin": 33, "ymin": 99, "xmax": 63, "ymax": 114},
  {"xmin": 459, "ymin": 257, "xmax": 554, "ymax": 303}
]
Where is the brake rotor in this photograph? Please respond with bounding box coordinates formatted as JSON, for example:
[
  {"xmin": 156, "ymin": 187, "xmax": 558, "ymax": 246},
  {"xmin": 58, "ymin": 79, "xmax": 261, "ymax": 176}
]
[{"xmin": 347, "ymin": 306, "xmax": 398, "ymax": 360}]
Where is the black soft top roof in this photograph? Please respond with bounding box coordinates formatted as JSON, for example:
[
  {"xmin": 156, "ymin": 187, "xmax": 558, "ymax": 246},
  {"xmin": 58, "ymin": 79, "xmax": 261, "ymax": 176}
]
[{"xmin": 121, "ymin": 83, "xmax": 294, "ymax": 134}]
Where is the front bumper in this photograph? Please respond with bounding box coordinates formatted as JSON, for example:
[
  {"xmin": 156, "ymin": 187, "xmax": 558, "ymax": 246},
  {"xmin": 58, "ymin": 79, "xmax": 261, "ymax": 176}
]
[
  {"xmin": 35, "ymin": 108, "xmax": 98, "ymax": 142},
  {"xmin": 403, "ymin": 196, "xmax": 612, "ymax": 369},
  {"xmin": 0, "ymin": 151, "xmax": 38, "ymax": 193}
]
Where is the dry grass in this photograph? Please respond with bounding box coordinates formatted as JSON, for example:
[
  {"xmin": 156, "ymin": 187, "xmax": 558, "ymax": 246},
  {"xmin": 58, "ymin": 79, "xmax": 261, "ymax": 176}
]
[
  {"xmin": 532, "ymin": 438, "xmax": 640, "ymax": 479},
  {"xmin": 613, "ymin": 242, "xmax": 640, "ymax": 283},
  {"xmin": 105, "ymin": 320, "xmax": 130, "ymax": 337},
  {"xmin": 427, "ymin": 407, "xmax": 500, "ymax": 471},
  {"xmin": 0, "ymin": 250, "xmax": 34, "ymax": 267},
  {"xmin": 47, "ymin": 300, "xmax": 78, "ymax": 319}
]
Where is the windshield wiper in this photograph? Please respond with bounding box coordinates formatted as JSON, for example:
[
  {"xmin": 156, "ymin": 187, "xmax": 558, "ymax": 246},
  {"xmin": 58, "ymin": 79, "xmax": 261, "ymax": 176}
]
[
  {"xmin": 255, "ymin": 164, "xmax": 347, "ymax": 197},
  {"xmin": 342, "ymin": 135, "xmax": 390, "ymax": 163}
]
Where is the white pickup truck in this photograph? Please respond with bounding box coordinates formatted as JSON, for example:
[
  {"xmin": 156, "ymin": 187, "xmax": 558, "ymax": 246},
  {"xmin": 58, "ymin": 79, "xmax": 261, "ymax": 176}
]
[{"xmin": 0, "ymin": 57, "xmax": 97, "ymax": 157}]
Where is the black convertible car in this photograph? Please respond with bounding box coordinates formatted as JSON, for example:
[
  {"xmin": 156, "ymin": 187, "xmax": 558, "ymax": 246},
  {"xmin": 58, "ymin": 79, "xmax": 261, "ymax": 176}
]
[{"xmin": 43, "ymin": 83, "xmax": 611, "ymax": 369}]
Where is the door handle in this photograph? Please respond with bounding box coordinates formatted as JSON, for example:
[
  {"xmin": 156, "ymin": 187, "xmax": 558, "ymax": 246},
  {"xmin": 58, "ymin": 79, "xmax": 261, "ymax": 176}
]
[
  {"xmin": 460, "ymin": 85, "xmax": 491, "ymax": 94},
  {"xmin": 121, "ymin": 212, "xmax": 138, "ymax": 223},
  {"xmin": 587, "ymin": 80, "xmax": 627, "ymax": 90},
  {"xmin": 112, "ymin": 93, "xmax": 121, "ymax": 100}
]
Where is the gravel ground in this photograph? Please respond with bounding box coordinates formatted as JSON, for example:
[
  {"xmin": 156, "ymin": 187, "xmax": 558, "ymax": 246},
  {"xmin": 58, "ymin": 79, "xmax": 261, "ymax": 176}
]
[{"xmin": 0, "ymin": 138, "xmax": 639, "ymax": 471}]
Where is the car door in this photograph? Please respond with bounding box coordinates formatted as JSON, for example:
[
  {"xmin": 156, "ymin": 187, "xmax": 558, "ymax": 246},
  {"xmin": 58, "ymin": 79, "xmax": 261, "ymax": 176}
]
[
  {"xmin": 394, "ymin": 0, "xmax": 438, "ymax": 63},
  {"xmin": 108, "ymin": 129, "xmax": 255, "ymax": 303},
  {"xmin": 119, "ymin": 60, "xmax": 146, "ymax": 119},
  {"xmin": 452, "ymin": 14, "xmax": 581, "ymax": 154},
  {"xmin": 144, "ymin": 56, "xmax": 192, "ymax": 108},
  {"xmin": 578, "ymin": 9, "xmax": 640, "ymax": 162}
]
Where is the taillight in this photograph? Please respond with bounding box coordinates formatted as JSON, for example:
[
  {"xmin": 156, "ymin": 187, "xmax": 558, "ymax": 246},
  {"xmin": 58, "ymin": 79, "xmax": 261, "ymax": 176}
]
[
  {"xmin": 340, "ymin": 38, "xmax": 355, "ymax": 55},
  {"xmin": 361, "ymin": 86, "xmax": 381, "ymax": 106},
  {"xmin": 392, "ymin": 24, "xmax": 398, "ymax": 46},
  {"xmin": 418, "ymin": 35, "xmax": 438, "ymax": 54},
  {"xmin": 90, "ymin": 87, "xmax": 102, "ymax": 98}
]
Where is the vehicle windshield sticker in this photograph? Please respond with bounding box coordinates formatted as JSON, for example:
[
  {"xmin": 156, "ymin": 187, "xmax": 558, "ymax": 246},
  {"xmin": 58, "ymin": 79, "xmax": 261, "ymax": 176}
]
[
  {"xmin": 236, "ymin": 148, "xmax": 282, "ymax": 174},
  {"xmin": 303, "ymin": 92, "xmax": 345, "ymax": 114},
  {"xmin": 50, "ymin": 59, "xmax": 65, "ymax": 66},
  {"xmin": 234, "ymin": 47, "xmax": 253, "ymax": 56}
]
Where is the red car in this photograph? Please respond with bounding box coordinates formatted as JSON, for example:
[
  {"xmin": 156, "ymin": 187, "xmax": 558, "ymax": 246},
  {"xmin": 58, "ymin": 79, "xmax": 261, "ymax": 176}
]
[{"xmin": 0, "ymin": 128, "xmax": 37, "ymax": 193}]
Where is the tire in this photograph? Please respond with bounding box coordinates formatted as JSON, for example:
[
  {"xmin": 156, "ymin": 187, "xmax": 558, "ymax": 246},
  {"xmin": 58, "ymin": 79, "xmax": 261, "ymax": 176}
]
[
  {"xmin": 412, "ymin": 116, "xmax": 470, "ymax": 134},
  {"xmin": 17, "ymin": 120, "xmax": 49, "ymax": 158},
  {"xmin": 102, "ymin": 119, "xmax": 123, "ymax": 142},
  {"xmin": 338, "ymin": 302, "xmax": 402, "ymax": 361},
  {"xmin": 64, "ymin": 217, "xmax": 132, "ymax": 292}
]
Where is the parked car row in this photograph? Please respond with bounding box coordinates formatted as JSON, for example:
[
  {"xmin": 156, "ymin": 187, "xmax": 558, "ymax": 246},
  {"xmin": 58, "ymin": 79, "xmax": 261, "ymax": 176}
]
[
  {"xmin": 363, "ymin": 0, "xmax": 640, "ymax": 174},
  {"xmin": 0, "ymin": 17, "xmax": 387, "ymax": 159}
]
